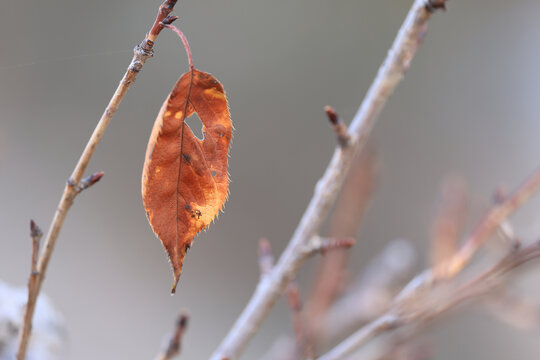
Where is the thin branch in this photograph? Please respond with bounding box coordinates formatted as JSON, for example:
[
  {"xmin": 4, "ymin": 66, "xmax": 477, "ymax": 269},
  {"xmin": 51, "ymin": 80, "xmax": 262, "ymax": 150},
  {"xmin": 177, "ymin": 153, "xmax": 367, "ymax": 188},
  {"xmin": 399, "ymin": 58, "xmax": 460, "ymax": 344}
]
[
  {"xmin": 430, "ymin": 176, "xmax": 467, "ymax": 269},
  {"xmin": 484, "ymin": 290, "xmax": 540, "ymax": 331},
  {"xmin": 16, "ymin": 2, "xmax": 179, "ymax": 359},
  {"xmin": 209, "ymin": 1, "xmax": 446, "ymax": 359},
  {"xmin": 318, "ymin": 239, "xmax": 540, "ymax": 360},
  {"xmin": 155, "ymin": 313, "xmax": 190, "ymax": 360},
  {"xmin": 304, "ymin": 150, "xmax": 378, "ymax": 350},
  {"xmin": 286, "ymin": 282, "xmax": 315, "ymax": 360},
  {"xmin": 320, "ymin": 239, "xmax": 417, "ymax": 346},
  {"xmin": 16, "ymin": 221, "xmax": 43, "ymax": 360},
  {"xmin": 391, "ymin": 166, "xmax": 540, "ymax": 315},
  {"xmin": 441, "ymin": 166, "xmax": 540, "ymax": 278}
]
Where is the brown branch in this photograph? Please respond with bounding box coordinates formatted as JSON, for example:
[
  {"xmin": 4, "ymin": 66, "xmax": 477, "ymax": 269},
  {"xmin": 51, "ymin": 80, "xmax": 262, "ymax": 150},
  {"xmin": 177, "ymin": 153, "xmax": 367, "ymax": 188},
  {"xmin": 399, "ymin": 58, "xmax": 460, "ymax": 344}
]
[
  {"xmin": 318, "ymin": 239, "xmax": 540, "ymax": 360},
  {"xmin": 441, "ymin": 166, "xmax": 540, "ymax": 278},
  {"xmin": 304, "ymin": 150, "xmax": 378, "ymax": 350},
  {"xmin": 155, "ymin": 313, "xmax": 190, "ymax": 360},
  {"xmin": 29, "ymin": 220, "xmax": 42, "ymax": 291},
  {"xmin": 374, "ymin": 334, "xmax": 431, "ymax": 360},
  {"xmin": 286, "ymin": 282, "xmax": 315, "ymax": 360},
  {"xmin": 320, "ymin": 239, "xmax": 417, "ymax": 346},
  {"xmin": 209, "ymin": 1, "xmax": 445, "ymax": 359},
  {"xmin": 484, "ymin": 289, "xmax": 540, "ymax": 330},
  {"xmin": 16, "ymin": 220, "xmax": 43, "ymax": 360},
  {"xmin": 16, "ymin": 2, "xmax": 179, "ymax": 359},
  {"xmin": 430, "ymin": 176, "xmax": 468, "ymax": 269}
]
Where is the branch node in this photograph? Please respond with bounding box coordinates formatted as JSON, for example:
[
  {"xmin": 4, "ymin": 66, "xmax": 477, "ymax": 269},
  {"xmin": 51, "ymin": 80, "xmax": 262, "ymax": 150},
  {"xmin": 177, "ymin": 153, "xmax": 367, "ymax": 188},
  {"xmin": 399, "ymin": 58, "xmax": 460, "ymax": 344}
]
[
  {"xmin": 68, "ymin": 171, "xmax": 104, "ymax": 194},
  {"xmin": 308, "ymin": 236, "xmax": 355, "ymax": 256},
  {"xmin": 29, "ymin": 220, "xmax": 43, "ymax": 240},
  {"xmin": 131, "ymin": 47, "xmax": 151, "ymax": 71},
  {"xmin": 80, "ymin": 171, "xmax": 105, "ymax": 191},
  {"xmin": 162, "ymin": 15, "xmax": 179, "ymax": 26},
  {"xmin": 425, "ymin": 0, "xmax": 447, "ymax": 13},
  {"xmin": 325, "ymin": 106, "xmax": 351, "ymax": 147}
]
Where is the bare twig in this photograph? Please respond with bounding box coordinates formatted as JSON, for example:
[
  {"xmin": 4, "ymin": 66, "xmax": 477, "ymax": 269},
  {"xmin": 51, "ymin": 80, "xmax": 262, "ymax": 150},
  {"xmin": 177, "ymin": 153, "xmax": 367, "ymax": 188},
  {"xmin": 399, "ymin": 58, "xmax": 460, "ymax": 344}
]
[
  {"xmin": 155, "ymin": 313, "xmax": 190, "ymax": 360},
  {"xmin": 286, "ymin": 282, "xmax": 315, "ymax": 360},
  {"xmin": 441, "ymin": 166, "xmax": 540, "ymax": 277},
  {"xmin": 430, "ymin": 176, "xmax": 467, "ymax": 269},
  {"xmin": 16, "ymin": 221, "xmax": 43, "ymax": 360},
  {"xmin": 304, "ymin": 150, "xmax": 378, "ymax": 350},
  {"xmin": 484, "ymin": 290, "xmax": 540, "ymax": 331},
  {"xmin": 209, "ymin": 1, "xmax": 445, "ymax": 359},
  {"xmin": 374, "ymin": 334, "xmax": 431, "ymax": 360},
  {"xmin": 318, "ymin": 239, "xmax": 540, "ymax": 360},
  {"xmin": 16, "ymin": 2, "xmax": 179, "ymax": 359},
  {"xmin": 321, "ymin": 239, "xmax": 417, "ymax": 346}
]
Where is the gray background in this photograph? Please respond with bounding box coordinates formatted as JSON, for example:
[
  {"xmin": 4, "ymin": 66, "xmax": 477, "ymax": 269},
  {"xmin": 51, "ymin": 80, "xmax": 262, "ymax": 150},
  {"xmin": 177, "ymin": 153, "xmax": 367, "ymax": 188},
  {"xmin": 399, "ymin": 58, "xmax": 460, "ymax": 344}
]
[{"xmin": 1, "ymin": 0, "xmax": 540, "ymax": 359}]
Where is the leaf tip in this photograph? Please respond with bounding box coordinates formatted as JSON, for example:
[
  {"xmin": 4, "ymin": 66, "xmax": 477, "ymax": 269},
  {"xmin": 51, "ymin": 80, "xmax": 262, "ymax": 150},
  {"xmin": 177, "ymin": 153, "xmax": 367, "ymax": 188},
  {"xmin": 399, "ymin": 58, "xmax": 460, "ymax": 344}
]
[{"xmin": 170, "ymin": 268, "xmax": 182, "ymax": 294}]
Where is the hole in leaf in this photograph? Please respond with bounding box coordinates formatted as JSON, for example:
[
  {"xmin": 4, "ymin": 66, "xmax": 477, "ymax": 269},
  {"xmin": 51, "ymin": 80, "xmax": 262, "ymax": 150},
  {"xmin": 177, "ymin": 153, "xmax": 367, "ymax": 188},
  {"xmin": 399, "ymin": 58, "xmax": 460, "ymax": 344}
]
[
  {"xmin": 211, "ymin": 171, "xmax": 217, "ymax": 177},
  {"xmin": 185, "ymin": 112, "xmax": 204, "ymax": 140}
]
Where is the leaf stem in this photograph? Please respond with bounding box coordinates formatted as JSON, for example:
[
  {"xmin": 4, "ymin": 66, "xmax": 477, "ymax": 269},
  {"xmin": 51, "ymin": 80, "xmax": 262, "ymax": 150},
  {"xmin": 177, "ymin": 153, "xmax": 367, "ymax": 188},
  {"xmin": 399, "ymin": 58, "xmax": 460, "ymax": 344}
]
[{"xmin": 164, "ymin": 24, "xmax": 194, "ymax": 69}]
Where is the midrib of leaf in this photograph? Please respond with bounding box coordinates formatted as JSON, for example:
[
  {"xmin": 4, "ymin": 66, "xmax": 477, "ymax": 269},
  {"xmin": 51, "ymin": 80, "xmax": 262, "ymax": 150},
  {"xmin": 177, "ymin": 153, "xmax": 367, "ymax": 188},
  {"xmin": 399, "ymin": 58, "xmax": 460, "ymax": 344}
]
[{"xmin": 175, "ymin": 68, "xmax": 196, "ymax": 249}]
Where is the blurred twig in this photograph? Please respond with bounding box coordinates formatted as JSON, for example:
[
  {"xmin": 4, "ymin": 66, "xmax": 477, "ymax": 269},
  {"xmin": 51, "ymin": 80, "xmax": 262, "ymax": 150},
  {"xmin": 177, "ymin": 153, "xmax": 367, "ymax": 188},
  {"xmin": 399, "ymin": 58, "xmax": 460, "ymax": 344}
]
[
  {"xmin": 441, "ymin": 167, "xmax": 540, "ymax": 278},
  {"xmin": 304, "ymin": 150, "xmax": 378, "ymax": 348},
  {"xmin": 320, "ymin": 167, "xmax": 540, "ymax": 359},
  {"xmin": 374, "ymin": 334, "xmax": 431, "ymax": 360},
  {"xmin": 286, "ymin": 282, "xmax": 315, "ymax": 360},
  {"xmin": 155, "ymin": 313, "xmax": 189, "ymax": 360},
  {"xmin": 210, "ymin": 2, "xmax": 446, "ymax": 359},
  {"xmin": 321, "ymin": 239, "xmax": 417, "ymax": 346},
  {"xmin": 484, "ymin": 289, "xmax": 540, "ymax": 331},
  {"xmin": 430, "ymin": 176, "xmax": 468, "ymax": 270},
  {"xmin": 318, "ymin": 237, "xmax": 540, "ymax": 360},
  {"xmin": 16, "ymin": 2, "xmax": 179, "ymax": 359}
]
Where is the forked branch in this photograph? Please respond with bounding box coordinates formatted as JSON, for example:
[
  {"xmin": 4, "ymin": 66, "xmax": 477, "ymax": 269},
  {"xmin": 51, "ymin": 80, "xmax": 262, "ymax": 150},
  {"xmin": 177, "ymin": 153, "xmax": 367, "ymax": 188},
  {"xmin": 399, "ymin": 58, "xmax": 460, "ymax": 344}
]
[
  {"xmin": 209, "ymin": 1, "xmax": 447, "ymax": 359},
  {"xmin": 318, "ymin": 238, "xmax": 540, "ymax": 360}
]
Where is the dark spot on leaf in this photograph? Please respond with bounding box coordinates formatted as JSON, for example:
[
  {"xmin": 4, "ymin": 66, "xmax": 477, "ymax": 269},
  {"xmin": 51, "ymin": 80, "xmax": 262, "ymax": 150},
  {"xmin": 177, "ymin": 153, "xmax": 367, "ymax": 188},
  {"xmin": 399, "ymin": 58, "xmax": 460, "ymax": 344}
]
[
  {"xmin": 183, "ymin": 154, "xmax": 191, "ymax": 164},
  {"xmin": 185, "ymin": 204, "xmax": 191, "ymax": 210}
]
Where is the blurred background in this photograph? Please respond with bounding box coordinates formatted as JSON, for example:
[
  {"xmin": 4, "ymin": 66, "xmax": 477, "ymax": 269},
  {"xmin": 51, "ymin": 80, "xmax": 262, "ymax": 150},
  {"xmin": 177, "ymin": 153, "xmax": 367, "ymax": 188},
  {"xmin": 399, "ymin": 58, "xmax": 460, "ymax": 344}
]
[{"xmin": 1, "ymin": 0, "xmax": 540, "ymax": 359}]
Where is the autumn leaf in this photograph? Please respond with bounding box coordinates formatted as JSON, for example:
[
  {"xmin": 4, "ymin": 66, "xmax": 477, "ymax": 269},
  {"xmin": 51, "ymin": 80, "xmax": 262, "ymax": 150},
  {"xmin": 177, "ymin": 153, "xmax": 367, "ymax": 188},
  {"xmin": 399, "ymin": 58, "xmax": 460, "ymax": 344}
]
[{"xmin": 142, "ymin": 26, "xmax": 232, "ymax": 293}]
